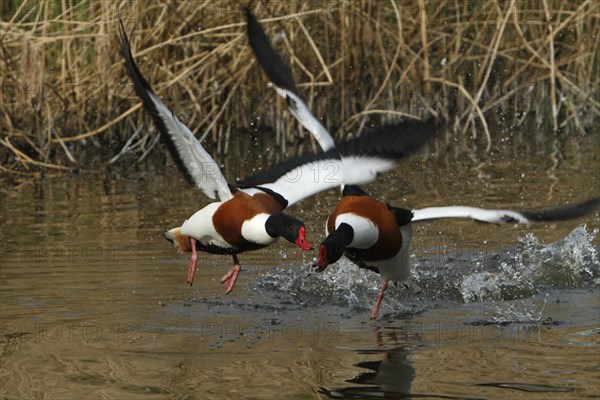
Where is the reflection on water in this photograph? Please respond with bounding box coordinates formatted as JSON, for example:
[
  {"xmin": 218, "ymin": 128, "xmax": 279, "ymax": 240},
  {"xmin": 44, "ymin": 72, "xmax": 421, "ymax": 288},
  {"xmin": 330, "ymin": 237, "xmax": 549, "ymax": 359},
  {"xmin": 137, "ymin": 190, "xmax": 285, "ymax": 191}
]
[
  {"xmin": 1, "ymin": 133, "xmax": 599, "ymax": 399},
  {"xmin": 318, "ymin": 297, "xmax": 598, "ymax": 399},
  {"xmin": 320, "ymin": 344, "xmax": 417, "ymax": 399}
]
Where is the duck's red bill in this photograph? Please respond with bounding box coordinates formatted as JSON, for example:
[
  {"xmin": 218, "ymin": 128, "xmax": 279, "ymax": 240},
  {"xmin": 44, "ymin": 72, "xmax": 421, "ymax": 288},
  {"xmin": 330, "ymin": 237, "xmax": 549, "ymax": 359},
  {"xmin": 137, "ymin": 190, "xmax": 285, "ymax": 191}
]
[
  {"xmin": 295, "ymin": 226, "xmax": 312, "ymax": 250},
  {"xmin": 314, "ymin": 244, "xmax": 330, "ymax": 269}
]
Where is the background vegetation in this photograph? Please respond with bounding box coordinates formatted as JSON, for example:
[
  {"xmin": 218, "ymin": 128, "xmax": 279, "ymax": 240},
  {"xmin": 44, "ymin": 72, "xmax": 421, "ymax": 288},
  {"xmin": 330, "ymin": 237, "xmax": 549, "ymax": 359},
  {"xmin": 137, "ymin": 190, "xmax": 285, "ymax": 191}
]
[{"xmin": 1, "ymin": 0, "xmax": 599, "ymax": 178}]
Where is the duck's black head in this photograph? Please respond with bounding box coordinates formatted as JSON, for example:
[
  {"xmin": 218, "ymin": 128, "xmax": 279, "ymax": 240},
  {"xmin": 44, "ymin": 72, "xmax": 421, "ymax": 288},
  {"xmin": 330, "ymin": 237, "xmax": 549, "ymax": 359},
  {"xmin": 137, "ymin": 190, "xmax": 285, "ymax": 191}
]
[
  {"xmin": 314, "ymin": 223, "xmax": 354, "ymax": 271},
  {"xmin": 265, "ymin": 213, "xmax": 311, "ymax": 250}
]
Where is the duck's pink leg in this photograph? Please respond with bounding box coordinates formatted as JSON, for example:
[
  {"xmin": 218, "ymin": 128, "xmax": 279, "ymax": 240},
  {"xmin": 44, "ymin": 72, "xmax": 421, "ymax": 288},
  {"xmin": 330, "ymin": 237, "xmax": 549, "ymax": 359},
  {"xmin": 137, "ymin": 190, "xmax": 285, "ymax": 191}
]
[
  {"xmin": 370, "ymin": 280, "xmax": 389, "ymax": 319},
  {"xmin": 220, "ymin": 254, "xmax": 241, "ymax": 295},
  {"xmin": 187, "ymin": 238, "xmax": 198, "ymax": 286}
]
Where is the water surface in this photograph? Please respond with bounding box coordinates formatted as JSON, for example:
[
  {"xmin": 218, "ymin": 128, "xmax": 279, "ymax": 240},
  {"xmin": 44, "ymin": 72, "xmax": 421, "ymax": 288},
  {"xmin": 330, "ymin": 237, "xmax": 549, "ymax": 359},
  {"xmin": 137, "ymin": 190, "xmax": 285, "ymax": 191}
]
[{"xmin": 1, "ymin": 132, "xmax": 599, "ymax": 399}]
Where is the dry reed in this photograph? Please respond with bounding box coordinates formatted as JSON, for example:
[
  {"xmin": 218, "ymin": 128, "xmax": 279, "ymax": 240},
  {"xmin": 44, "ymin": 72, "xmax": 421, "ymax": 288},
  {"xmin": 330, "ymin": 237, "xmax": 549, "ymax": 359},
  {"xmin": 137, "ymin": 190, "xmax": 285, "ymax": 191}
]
[{"xmin": 1, "ymin": 0, "xmax": 599, "ymax": 180}]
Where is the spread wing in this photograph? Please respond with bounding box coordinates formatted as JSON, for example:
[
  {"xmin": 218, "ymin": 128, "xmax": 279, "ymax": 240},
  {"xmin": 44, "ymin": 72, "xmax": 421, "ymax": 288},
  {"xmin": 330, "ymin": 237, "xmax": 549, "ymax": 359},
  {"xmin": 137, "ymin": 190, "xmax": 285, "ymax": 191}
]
[
  {"xmin": 245, "ymin": 9, "xmax": 442, "ymax": 208},
  {"xmin": 239, "ymin": 120, "xmax": 439, "ymax": 207},
  {"xmin": 245, "ymin": 8, "xmax": 335, "ymax": 152},
  {"xmin": 240, "ymin": 150, "xmax": 344, "ymax": 207},
  {"xmin": 411, "ymin": 199, "xmax": 600, "ymax": 224},
  {"xmin": 334, "ymin": 120, "xmax": 438, "ymax": 183},
  {"xmin": 118, "ymin": 21, "xmax": 232, "ymax": 201}
]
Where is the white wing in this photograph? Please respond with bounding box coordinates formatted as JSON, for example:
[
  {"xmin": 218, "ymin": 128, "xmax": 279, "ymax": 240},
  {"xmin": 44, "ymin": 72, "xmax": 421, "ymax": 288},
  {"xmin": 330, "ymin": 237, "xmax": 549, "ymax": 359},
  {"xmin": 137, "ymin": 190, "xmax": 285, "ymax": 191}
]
[
  {"xmin": 338, "ymin": 155, "xmax": 397, "ymax": 185},
  {"xmin": 239, "ymin": 152, "xmax": 416, "ymax": 207},
  {"xmin": 412, "ymin": 199, "xmax": 600, "ymax": 224},
  {"xmin": 238, "ymin": 120, "xmax": 439, "ymax": 207},
  {"xmin": 412, "ymin": 206, "xmax": 528, "ymax": 224},
  {"xmin": 241, "ymin": 156, "xmax": 344, "ymax": 207},
  {"xmin": 119, "ymin": 22, "xmax": 232, "ymax": 201}
]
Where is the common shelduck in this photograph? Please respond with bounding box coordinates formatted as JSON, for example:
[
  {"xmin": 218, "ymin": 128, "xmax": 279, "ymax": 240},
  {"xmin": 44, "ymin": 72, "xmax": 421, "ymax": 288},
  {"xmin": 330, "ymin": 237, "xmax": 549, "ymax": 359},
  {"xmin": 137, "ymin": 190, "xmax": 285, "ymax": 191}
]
[
  {"xmin": 315, "ymin": 186, "xmax": 600, "ymax": 319},
  {"xmin": 245, "ymin": 9, "xmax": 600, "ymax": 319},
  {"xmin": 118, "ymin": 22, "xmax": 431, "ymax": 295},
  {"xmin": 118, "ymin": 23, "xmax": 313, "ymax": 294}
]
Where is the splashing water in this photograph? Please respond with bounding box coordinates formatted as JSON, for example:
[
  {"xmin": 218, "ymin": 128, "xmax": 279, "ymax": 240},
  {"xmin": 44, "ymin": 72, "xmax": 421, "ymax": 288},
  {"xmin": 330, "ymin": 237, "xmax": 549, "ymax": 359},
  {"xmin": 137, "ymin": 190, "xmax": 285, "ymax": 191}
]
[
  {"xmin": 460, "ymin": 225, "xmax": 598, "ymax": 303},
  {"xmin": 488, "ymin": 293, "xmax": 552, "ymax": 325},
  {"xmin": 255, "ymin": 225, "xmax": 598, "ymax": 320},
  {"xmin": 258, "ymin": 259, "xmax": 379, "ymax": 310},
  {"xmin": 461, "ymin": 272, "xmax": 504, "ymax": 303},
  {"xmin": 516, "ymin": 225, "xmax": 599, "ymax": 287},
  {"xmin": 257, "ymin": 258, "xmax": 420, "ymax": 316}
]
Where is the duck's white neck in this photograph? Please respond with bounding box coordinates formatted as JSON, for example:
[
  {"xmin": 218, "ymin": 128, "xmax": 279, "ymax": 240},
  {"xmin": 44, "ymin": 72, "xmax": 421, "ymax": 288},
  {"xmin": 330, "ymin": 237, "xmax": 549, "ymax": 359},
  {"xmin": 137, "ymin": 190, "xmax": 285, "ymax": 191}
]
[
  {"xmin": 335, "ymin": 213, "xmax": 379, "ymax": 249},
  {"xmin": 241, "ymin": 213, "xmax": 278, "ymax": 245}
]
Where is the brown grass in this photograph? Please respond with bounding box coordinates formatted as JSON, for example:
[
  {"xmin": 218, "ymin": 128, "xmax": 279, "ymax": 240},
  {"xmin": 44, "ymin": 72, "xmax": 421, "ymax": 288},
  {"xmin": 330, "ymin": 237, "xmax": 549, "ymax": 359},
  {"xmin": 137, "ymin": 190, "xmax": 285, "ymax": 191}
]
[{"xmin": 1, "ymin": 0, "xmax": 599, "ymax": 179}]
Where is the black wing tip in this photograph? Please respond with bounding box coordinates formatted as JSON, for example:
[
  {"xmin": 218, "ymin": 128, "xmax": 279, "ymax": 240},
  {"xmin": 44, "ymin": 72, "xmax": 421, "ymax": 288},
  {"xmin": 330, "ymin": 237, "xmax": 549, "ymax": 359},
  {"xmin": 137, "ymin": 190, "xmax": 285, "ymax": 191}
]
[
  {"xmin": 117, "ymin": 22, "xmax": 199, "ymax": 187},
  {"xmin": 117, "ymin": 19, "xmax": 134, "ymax": 68},
  {"xmin": 245, "ymin": 5, "xmax": 300, "ymax": 97},
  {"xmin": 521, "ymin": 198, "xmax": 600, "ymax": 222},
  {"xmin": 337, "ymin": 118, "xmax": 442, "ymax": 160},
  {"xmin": 117, "ymin": 18, "xmax": 129, "ymax": 59},
  {"xmin": 117, "ymin": 21, "xmax": 158, "ymax": 102},
  {"xmin": 244, "ymin": 6, "xmax": 254, "ymax": 22}
]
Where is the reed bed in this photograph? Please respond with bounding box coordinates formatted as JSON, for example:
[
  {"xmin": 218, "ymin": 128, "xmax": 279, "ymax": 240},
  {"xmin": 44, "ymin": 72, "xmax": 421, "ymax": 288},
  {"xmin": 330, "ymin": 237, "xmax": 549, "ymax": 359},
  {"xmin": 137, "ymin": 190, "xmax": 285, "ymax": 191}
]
[{"xmin": 1, "ymin": 0, "xmax": 599, "ymax": 179}]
